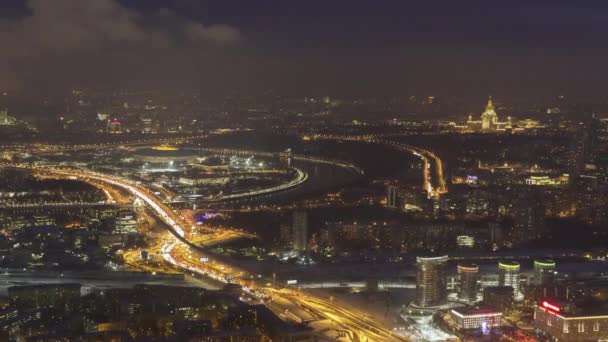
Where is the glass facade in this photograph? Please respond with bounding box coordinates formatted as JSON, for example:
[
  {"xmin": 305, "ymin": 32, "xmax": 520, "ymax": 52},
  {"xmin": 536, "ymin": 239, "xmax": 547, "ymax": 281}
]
[{"xmin": 415, "ymin": 255, "xmax": 448, "ymax": 307}]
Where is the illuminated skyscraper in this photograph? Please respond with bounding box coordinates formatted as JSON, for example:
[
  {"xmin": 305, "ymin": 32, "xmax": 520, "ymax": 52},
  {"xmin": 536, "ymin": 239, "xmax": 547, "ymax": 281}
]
[
  {"xmin": 415, "ymin": 255, "xmax": 448, "ymax": 307},
  {"xmin": 512, "ymin": 189, "xmax": 546, "ymax": 242},
  {"xmin": 107, "ymin": 120, "xmax": 121, "ymax": 133},
  {"xmin": 97, "ymin": 112, "xmax": 110, "ymax": 121},
  {"xmin": 279, "ymin": 223, "xmax": 292, "ymax": 248},
  {"xmin": 292, "ymin": 211, "xmax": 308, "ymax": 252},
  {"xmin": 481, "ymin": 96, "xmax": 499, "ymax": 131},
  {"xmin": 498, "ymin": 261, "xmax": 520, "ymax": 296},
  {"xmin": 114, "ymin": 210, "xmax": 138, "ymax": 234},
  {"xmin": 0, "ymin": 109, "xmax": 16, "ymax": 126},
  {"xmin": 465, "ymin": 96, "xmax": 510, "ymax": 132},
  {"xmin": 569, "ymin": 108, "xmax": 598, "ymax": 173},
  {"xmin": 457, "ymin": 263, "xmax": 479, "ymax": 303},
  {"xmin": 141, "ymin": 117, "xmax": 153, "ymax": 133},
  {"xmin": 387, "ymin": 185, "xmax": 399, "ymax": 209},
  {"xmin": 533, "ymin": 259, "xmax": 556, "ymax": 286}
]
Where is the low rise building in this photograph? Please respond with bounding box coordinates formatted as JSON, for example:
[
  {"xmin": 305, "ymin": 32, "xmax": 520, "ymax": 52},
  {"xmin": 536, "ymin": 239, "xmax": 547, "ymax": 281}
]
[
  {"xmin": 483, "ymin": 286, "xmax": 514, "ymax": 312},
  {"xmin": 450, "ymin": 307, "xmax": 503, "ymax": 331},
  {"xmin": 534, "ymin": 299, "xmax": 608, "ymax": 342},
  {"xmin": 178, "ymin": 177, "xmax": 230, "ymax": 186}
]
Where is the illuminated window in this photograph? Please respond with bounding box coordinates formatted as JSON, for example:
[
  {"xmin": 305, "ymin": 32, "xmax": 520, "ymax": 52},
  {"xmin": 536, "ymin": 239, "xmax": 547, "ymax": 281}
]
[
  {"xmin": 594, "ymin": 322, "xmax": 600, "ymax": 332},
  {"xmin": 563, "ymin": 322, "xmax": 569, "ymax": 333},
  {"xmin": 578, "ymin": 322, "xmax": 585, "ymax": 333}
]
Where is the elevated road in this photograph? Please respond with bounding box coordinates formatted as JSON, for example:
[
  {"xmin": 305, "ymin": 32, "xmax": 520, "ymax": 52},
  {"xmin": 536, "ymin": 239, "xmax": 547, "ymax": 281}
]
[
  {"xmin": 309, "ymin": 134, "xmax": 447, "ymax": 198},
  {"xmin": 0, "ymin": 134, "xmax": 208, "ymax": 154},
  {"xmin": 0, "ymin": 201, "xmax": 118, "ymax": 209},
  {"xmin": 202, "ymin": 167, "xmax": 308, "ymax": 203},
  {"xmin": 200, "ymin": 147, "xmax": 364, "ymax": 176},
  {"xmin": 3, "ymin": 162, "xmax": 408, "ymax": 341}
]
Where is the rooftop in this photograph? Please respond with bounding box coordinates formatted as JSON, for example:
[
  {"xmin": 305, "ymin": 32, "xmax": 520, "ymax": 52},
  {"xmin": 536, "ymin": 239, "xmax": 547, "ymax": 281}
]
[
  {"xmin": 539, "ymin": 299, "xmax": 608, "ymax": 318},
  {"xmin": 452, "ymin": 306, "xmax": 502, "ymax": 317},
  {"xmin": 133, "ymin": 147, "xmax": 197, "ymax": 158}
]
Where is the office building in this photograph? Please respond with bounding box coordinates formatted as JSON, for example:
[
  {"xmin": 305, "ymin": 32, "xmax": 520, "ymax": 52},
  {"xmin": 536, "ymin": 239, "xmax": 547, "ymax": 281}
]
[
  {"xmin": 292, "ymin": 211, "xmax": 308, "ymax": 252},
  {"xmin": 387, "ymin": 185, "xmax": 400, "ymax": 209},
  {"xmin": 534, "ymin": 299, "xmax": 608, "ymax": 342},
  {"xmin": 498, "ymin": 261, "xmax": 520, "ymax": 296},
  {"xmin": 483, "ymin": 286, "xmax": 514, "ymax": 312},
  {"xmin": 279, "ymin": 223, "xmax": 292, "ymax": 248},
  {"xmin": 114, "ymin": 210, "xmax": 138, "ymax": 234},
  {"xmin": 0, "ymin": 110, "xmax": 16, "ymax": 126},
  {"xmin": 415, "ymin": 255, "xmax": 448, "ymax": 307},
  {"xmin": 533, "ymin": 259, "xmax": 556, "ymax": 286},
  {"xmin": 512, "ymin": 189, "xmax": 546, "ymax": 242},
  {"xmin": 456, "ymin": 235, "xmax": 475, "ymax": 248},
  {"xmin": 106, "ymin": 120, "xmax": 121, "ymax": 133},
  {"xmin": 457, "ymin": 263, "xmax": 479, "ymax": 303},
  {"xmin": 450, "ymin": 307, "xmax": 503, "ymax": 331},
  {"xmin": 8, "ymin": 283, "xmax": 81, "ymax": 312}
]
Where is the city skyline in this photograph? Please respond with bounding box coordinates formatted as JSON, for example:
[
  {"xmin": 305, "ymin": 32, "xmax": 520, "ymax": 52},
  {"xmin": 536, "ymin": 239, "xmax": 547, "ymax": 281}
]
[{"xmin": 1, "ymin": 2, "xmax": 608, "ymax": 341}]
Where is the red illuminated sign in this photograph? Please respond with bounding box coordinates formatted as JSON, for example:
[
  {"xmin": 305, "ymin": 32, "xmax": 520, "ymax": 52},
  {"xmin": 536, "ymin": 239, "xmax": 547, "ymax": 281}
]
[{"xmin": 542, "ymin": 301, "xmax": 560, "ymax": 313}]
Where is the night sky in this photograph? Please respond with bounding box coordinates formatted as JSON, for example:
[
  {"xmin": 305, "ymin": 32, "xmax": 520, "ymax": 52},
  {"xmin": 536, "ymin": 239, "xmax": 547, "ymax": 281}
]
[{"xmin": 1, "ymin": 0, "xmax": 608, "ymax": 96}]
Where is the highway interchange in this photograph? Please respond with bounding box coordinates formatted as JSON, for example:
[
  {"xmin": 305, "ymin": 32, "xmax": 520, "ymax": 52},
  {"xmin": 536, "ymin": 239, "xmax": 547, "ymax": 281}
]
[
  {"xmin": 1, "ymin": 135, "xmax": 448, "ymax": 341},
  {"xmin": 3, "ymin": 162, "xmax": 409, "ymax": 341}
]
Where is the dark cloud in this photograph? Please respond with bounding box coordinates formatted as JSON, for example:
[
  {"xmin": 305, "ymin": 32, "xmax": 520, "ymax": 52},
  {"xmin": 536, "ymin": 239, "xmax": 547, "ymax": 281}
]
[
  {"xmin": 2, "ymin": 0, "xmax": 608, "ymax": 96},
  {"xmin": 0, "ymin": 0, "xmax": 242, "ymax": 90}
]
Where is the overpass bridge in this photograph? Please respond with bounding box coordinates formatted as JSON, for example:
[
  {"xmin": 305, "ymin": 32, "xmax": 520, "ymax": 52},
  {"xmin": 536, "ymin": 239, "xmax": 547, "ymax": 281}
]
[
  {"xmin": 309, "ymin": 134, "xmax": 447, "ymax": 198},
  {"xmin": 0, "ymin": 202, "xmax": 130, "ymax": 215},
  {"xmin": 0, "ymin": 134, "xmax": 208, "ymax": 154},
  {"xmin": 3, "ymin": 162, "xmax": 408, "ymax": 341},
  {"xmin": 284, "ymin": 280, "xmax": 416, "ymax": 290},
  {"xmin": 199, "ymin": 146, "xmax": 364, "ymax": 176}
]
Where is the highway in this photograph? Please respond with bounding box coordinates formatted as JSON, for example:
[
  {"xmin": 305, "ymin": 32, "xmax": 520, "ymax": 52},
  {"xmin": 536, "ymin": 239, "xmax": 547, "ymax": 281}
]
[
  {"xmin": 0, "ymin": 134, "xmax": 208, "ymax": 154},
  {"xmin": 308, "ymin": 134, "xmax": 447, "ymax": 198},
  {"xmin": 0, "ymin": 272, "xmax": 217, "ymax": 295},
  {"xmin": 4, "ymin": 163, "xmax": 409, "ymax": 341},
  {"xmin": 200, "ymin": 146, "xmax": 364, "ymax": 176},
  {"xmin": 0, "ymin": 201, "xmax": 110, "ymax": 209},
  {"xmin": 204, "ymin": 167, "xmax": 309, "ymax": 202}
]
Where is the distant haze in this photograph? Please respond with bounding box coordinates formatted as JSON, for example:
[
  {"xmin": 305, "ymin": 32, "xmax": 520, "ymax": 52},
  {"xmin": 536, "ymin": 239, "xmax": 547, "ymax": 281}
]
[{"xmin": 1, "ymin": 0, "xmax": 608, "ymax": 96}]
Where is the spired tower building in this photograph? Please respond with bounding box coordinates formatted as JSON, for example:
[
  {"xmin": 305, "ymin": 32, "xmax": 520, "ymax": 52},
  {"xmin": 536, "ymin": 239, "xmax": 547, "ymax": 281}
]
[
  {"xmin": 481, "ymin": 96, "xmax": 499, "ymax": 131},
  {"xmin": 0, "ymin": 110, "xmax": 17, "ymax": 126},
  {"xmin": 466, "ymin": 96, "xmax": 510, "ymax": 132}
]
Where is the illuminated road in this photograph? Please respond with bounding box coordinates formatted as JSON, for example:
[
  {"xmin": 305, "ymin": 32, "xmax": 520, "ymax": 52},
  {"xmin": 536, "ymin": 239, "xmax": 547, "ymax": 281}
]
[
  {"xmin": 0, "ymin": 201, "xmax": 111, "ymax": 208},
  {"xmin": 385, "ymin": 140, "xmax": 448, "ymax": 197},
  {"xmin": 169, "ymin": 244, "xmax": 407, "ymax": 341},
  {"xmin": 201, "ymin": 147, "xmax": 364, "ymax": 176},
  {"xmin": 0, "ymin": 134, "xmax": 208, "ymax": 154},
  {"xmin": 309, "ymin": 134, "xmax": 447, "ymax": 198},
  {"xmin": 266, "ymin": 288, "xmax": 406, "ymax": 342},
  {"xmin": 204, "ymin": 167, "xmax": 308, "ymax": 202},
  {"xmin": 3, "ymin": 163, "xmax": 408, "ymax": 341}
]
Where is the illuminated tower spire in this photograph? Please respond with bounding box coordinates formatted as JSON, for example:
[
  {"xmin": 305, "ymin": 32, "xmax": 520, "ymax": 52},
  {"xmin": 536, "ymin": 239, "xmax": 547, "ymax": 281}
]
[
  {"xmin": 481, "ymin": 96, "xmax": 498, "ymax": 131},
  {"xmin": 486, "ymin": 96, "xmax": 494, "ymax": 111}
]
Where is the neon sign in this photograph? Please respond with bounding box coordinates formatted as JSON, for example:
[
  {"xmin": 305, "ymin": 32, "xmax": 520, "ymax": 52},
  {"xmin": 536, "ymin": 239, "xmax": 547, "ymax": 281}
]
[
  {"xmin": 196, "ymin": 211, "xmax": 224, "ymax": 222},
  {"xmin": 542, "ymin": 301, "xmax": 560, "ymax": 313}
]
